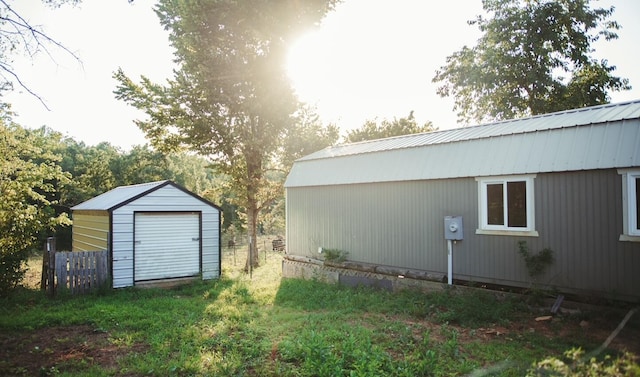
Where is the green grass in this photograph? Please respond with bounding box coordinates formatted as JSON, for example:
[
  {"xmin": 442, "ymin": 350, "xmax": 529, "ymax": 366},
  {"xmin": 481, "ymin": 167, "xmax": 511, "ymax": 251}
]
[{"xmin": 1, "ymin": 242, "xmax": 638, "ymax": 376}]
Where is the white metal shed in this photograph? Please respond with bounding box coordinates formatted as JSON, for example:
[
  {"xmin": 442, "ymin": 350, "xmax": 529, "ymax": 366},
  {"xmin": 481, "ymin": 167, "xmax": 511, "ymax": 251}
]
[{"xmin": 71, "ymin": 180, "xmax": 222, "ymax": 288}]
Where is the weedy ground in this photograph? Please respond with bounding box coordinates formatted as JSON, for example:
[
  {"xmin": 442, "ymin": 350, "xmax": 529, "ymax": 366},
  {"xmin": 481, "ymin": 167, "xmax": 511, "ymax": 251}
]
[{"xmin": 1, "ymin": 237, "xmax": 638, "ymax": 376}]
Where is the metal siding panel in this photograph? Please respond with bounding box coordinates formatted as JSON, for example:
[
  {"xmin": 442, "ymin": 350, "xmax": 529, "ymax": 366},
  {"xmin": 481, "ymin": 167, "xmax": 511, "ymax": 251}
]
[
  {"xmin": 287, "ymin": 179, "xmax": 478, "ymax": 275},
  {"xmin": 596, "ymin": 124, "xmax": 620, "ymax": 168},
  {"xmin": 530, "ymin": 170, "xmax": 640, "ymax": 299},
  {"xmin": 111, "ymin": 257, "xmax": 133, "ymax": 288},
  {"xmin": 503, "ymin": 133, "xmax": 526, "ymax": 173},
  {"xmin": 535, "ymin": 130, "xmax": 560, "ymax": 172},
  {"xmin": 201, "ymin": 212, "xmax": 221, "ymax": 279},
  {"xmin": 72, "ymin": 213, "xmax": 109, "ymax": 252},
  {"xmin": 111, "ymin": 210, "xmax": 134, "ymax": 288},
  {"xmin": 445, "ymin": 140, "xmax": 471, "ymax": 178},
  {"xmin": 555, "ymin": 127, "xmax": 579, "ymax": 171},
  {"xmin": 617, "ymin": 120, "xmax": 640, "ymax": 166},
  {"xmin": 564, "ymin": 172, "xmax": 597, "ymax": 290},
  {"xmin": 287, "ymin": 169, "xmax": 640, "ymax": 300},
  {"xmin": 489, "ymin": 136, "xmax": 516, "ymax": 175},
  {"xmin": 110, "ymin": 210, "xmax": 133, "ymax": 277},
  {"xmin": 111, "ymin": 216, "xmax": 131, "ymax": 240},
  {"xmin": 583, "ymin": 125, "xmax": 605, "ymax": 168},
  {"xmin": 112, "ymin": 225, "xmax": 134, "ymax": 288},
  {"xmin": 112, "ymin": 232, "xmax": 133, "ymax": 244}
]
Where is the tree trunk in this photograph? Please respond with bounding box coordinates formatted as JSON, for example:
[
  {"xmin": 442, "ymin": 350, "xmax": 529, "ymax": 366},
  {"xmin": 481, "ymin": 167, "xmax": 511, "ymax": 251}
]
[
  {"xmin": 244, "ymin": 201, "xmax": 260, "ymax": 271},
  {"xmin": 243, "ymin": 120, "xmax": 265, "ymax": 272}
]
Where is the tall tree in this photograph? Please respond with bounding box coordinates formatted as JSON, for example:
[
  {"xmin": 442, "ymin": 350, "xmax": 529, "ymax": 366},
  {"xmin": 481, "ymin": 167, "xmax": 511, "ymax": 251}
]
[
  {"xmin": 114, "ymin": 0, "xmax": 339, "ymax": 269},
  {"xmin": 345, "ymin": 111, "xmax": 435, "ymax": 143},
  {"xmin": 432, "ymin": 0, "xmax": 630, "ymax": 124}
]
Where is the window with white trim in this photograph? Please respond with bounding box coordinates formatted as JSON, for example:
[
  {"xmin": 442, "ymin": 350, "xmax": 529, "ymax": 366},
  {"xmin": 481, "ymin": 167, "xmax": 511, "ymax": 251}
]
[
  {"xmin": 620, "ymin": 169, "xmax": 640, "ymax": 239},
  {"xmin": 477, "ymin": 175, "xmax": 536, "ymax": 234}
]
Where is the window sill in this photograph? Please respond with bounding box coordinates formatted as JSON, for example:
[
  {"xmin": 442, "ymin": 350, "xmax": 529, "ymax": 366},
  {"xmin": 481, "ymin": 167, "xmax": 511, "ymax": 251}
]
[
  {"xmin": 476, "ymin": 229, "xmax": 539, "ymax": 237},
  {"xmin": 619, "ymin": 234, "xmax": 640, "ymax": 242}
]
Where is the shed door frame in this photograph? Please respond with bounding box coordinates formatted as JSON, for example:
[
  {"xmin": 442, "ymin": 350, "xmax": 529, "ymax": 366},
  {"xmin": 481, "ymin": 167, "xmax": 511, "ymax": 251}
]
[{"xmin": 133, "ymin": 211, "xmax": 202, "ymax": 282}]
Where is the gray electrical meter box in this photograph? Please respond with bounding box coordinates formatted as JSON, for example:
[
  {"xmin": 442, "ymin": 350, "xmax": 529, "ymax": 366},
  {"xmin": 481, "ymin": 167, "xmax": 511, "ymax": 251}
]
[{"xmin": 444, "ymin": 216, "xmax": 463, "ymax": 240}]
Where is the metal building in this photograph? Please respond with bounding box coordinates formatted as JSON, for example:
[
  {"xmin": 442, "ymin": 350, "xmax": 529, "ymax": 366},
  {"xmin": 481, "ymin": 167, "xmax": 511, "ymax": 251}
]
[
  {"xmin": 285, "ymin": 100, "xmax": 640, "ymax": 301},
  {"xmin": 71, "ymin": 180, "xmax": 222, "ymax": 288}
]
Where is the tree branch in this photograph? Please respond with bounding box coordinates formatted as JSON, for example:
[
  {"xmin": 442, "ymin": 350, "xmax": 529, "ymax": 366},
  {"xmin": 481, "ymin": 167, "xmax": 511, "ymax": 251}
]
[
  {"xmin": 0, "ymin": 0, "xmax": 84, "ymax": 109},
  {"xmin": 0, "ymin": 61, "xmax": 49, "ymax": 110}
]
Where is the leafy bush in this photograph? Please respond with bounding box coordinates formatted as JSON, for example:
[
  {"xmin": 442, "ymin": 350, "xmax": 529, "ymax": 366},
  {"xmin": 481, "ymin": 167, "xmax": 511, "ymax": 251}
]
[
  {"xmin": 527, "ymin": 348, "xmax": 640, "ymax": 376},
  {"xmin": 0, "ymin": 249, "xmax": 30, "ymax": 295},
  {"xmin": 322, "ymin": 248, "xmax": 348, "ymax": 263}
]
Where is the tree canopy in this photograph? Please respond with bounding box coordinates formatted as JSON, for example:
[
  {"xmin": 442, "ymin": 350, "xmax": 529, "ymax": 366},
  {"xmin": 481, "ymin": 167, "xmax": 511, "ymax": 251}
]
[
  {"xmin": 0, "ymin": 114, "xmax": 71, "ymax": 295},
  {"xmin": 345, "ymin": 111, "xmax": 435, "ymax": 143},
  {"xmin": 114, "ymin": 0, "xmax": 339, "ymax": 269},
  {"xmin": 432, "ymin": 0, "xmax": 631, "ymax": 124}
]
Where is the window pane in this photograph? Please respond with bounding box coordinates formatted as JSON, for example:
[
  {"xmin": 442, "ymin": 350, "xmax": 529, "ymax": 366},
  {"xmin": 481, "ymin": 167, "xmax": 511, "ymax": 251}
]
[
  {"xmin": 636, "ymin": 178, "xmax": 640, "ymax": 230},
  {"xmin": 487, "ymin": 183, "xmax": 504, "ymax": 225},
  {"xmin": 507, "ymin": 181, "xmax": 527, "ymax": 227}
]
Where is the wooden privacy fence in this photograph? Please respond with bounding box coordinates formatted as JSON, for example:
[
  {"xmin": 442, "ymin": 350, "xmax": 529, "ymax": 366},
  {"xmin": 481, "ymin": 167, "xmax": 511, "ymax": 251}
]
[{"xmin": 41, "ymin": 238, "xmax": 109, "ymax": 296}]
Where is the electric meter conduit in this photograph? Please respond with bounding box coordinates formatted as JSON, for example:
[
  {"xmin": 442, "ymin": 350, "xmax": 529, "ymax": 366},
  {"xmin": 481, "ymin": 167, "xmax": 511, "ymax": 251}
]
[{"xmin": 444, "ymin": 216, "xmax": 463, "ymax": 285}]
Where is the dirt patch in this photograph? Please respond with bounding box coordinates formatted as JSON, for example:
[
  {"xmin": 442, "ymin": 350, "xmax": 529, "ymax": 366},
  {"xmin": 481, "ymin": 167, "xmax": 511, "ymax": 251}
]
[
  {"xmin": 0, "ymin": 324, "xmax": 148, "ymax": 376},
  {"xmin": 402, "ymin": 306, "xmax": 640, "ymax": 355},
  {"xmin": 484, "ymin": 307, "xmax": 640, "ymax": 355}
]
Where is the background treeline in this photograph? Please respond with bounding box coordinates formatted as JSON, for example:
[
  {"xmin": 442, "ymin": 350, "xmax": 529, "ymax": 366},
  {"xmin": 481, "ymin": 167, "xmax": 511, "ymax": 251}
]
[{"xmin": 2, "ymin": 122, "xmax": 253, "ymax": 251}]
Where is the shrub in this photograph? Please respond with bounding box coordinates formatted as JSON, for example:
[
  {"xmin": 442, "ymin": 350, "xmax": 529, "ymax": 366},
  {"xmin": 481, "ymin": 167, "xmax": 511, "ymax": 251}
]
[
  {"xmin": 527, "ymin": 348, "xmax": 640, "ymax": 376},
  {"xmin": 322, "ymin": 248, "xmax": 348, "ymax": 263},
  {"xmin": 0, "ymin": 249, "xmax": 30, "ymax": 295}
]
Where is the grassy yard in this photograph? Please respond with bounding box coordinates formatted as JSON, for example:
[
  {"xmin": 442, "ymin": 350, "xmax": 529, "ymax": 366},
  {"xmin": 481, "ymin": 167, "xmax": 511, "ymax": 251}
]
[{"xmin": 1, "ymin": 240, "xmax": 639, "ymax": 376}]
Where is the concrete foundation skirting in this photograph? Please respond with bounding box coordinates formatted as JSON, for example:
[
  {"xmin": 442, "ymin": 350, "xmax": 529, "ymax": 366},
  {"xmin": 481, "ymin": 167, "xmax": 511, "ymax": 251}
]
[
  {"xmin": 280, "ymin": 255, "xmax": 618, "ymax": 313},
  {"xmin": 282, "ymin": 255, "xmax": 448, "ymax": 294}
]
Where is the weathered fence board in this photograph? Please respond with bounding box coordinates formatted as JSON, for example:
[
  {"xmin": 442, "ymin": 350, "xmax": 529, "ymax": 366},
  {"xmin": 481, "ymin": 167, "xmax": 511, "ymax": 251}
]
[
  {"xmin": 54, "ymin": 250, "xmax": 109, "ymax": 294},
  {"xmin": 42, "ymin": 237, "xmax": 109, "ymax": 296},
  {"xmin": 41, "ymin": 237, "xmax": 57, "ymax": 296}
]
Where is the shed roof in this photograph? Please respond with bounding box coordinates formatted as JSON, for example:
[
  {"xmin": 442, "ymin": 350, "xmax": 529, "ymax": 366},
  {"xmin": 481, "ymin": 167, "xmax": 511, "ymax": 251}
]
[
  {"xmin": 72, "ymin": 181, "xmax": 169, "ymax": 211},
  {"xmin": 71, "ymin": 180, "xmax": 219, "ymax": 212},
  {"xmin": 285, "ymin": 100, "xmax": 640, "ymax": 188}
]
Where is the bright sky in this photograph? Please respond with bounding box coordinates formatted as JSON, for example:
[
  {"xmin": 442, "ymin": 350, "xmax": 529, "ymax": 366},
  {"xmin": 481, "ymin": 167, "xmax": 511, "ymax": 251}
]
[{"xmin": 5, "ymin": 0, "xmax": 640, "ymax": 150}]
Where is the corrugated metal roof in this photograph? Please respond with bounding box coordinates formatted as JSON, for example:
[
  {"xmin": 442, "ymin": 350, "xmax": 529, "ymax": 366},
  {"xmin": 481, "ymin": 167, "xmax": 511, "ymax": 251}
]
[
  {"xmin": 286, "ymin": 100, "xmax": 640, "ymax": 188},
  {"xmin": 71, "ymin": 181, "xmax": 169, "ymax": 211},
  {"xmin": 299, "ymin": 100, "xmax": 640, "ymax": 161}
]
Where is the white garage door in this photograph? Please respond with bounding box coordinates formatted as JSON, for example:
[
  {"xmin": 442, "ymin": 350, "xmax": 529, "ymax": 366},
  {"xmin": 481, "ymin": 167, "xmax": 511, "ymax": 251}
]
[{"xmin": 134, "ymin": 212, "xmax": 200, "ymax": 282}]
